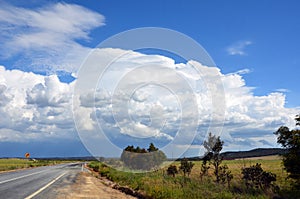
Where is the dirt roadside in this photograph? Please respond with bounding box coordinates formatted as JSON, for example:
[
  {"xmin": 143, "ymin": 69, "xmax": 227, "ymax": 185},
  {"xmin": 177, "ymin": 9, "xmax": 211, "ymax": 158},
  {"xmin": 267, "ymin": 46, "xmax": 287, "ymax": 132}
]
[{"xmin": 55, "ymin": 172, "xmax": 136, "ymax": 199}]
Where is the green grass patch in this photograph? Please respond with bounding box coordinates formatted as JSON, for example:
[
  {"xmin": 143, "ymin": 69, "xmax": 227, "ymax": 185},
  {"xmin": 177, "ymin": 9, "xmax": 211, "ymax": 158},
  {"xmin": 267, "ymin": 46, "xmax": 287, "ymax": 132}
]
[{"xmin": 0, "ymin": 158, "xmax": 68, "ymax": 171}]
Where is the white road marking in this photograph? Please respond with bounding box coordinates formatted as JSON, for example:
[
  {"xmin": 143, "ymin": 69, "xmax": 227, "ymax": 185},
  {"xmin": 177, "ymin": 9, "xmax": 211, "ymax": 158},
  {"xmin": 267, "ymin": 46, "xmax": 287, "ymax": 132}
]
[
  {"xmin": 24, "ymin": 172, "xmax": 67, "ymax": 199},
  {"xmin": 0, "ymin": 170, "xmax": 46, "ymax": 185}
]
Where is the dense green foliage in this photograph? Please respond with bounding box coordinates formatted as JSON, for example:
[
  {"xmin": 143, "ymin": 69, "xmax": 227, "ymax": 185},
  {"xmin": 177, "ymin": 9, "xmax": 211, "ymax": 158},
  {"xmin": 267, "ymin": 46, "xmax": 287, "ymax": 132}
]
[
  {"xmin": 274, "ymin": 115, "xmax": 300, "ymax": 187},
  {"xmin": 120, "ymin": 143, "xmax": 167, "ymax": 170}
]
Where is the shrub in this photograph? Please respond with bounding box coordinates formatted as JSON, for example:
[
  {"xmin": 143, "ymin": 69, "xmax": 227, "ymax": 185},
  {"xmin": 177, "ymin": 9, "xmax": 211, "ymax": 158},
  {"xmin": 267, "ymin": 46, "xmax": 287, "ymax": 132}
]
[
  {"xmin": 218, "ymin": 164, "xmax": 233, "ymax": 188},
  {"xmin": 179, "ymin": 158, "xmax": 194, "ymax": 177},
  {"xmin": 200, "ymin": 154, "xmax": 210, "ymax": 180},
  {"xmin": 241, "ymin": 163, "xmax": 276, "ymax": 190},
  {"xmin": 167, "ymin": 165, "xmax": 178, "ymax": 177}
]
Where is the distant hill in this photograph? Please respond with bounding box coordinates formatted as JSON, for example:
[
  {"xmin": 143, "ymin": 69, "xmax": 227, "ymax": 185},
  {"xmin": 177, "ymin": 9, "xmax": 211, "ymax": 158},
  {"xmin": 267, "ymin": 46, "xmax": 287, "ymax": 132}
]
[
  {"xmin": 221, "ymin": 148, "xmax": 287, "ymax": 160},
  {"xmin": 175, "ymin": 148, "xmax": 287, "ymax": 161}
]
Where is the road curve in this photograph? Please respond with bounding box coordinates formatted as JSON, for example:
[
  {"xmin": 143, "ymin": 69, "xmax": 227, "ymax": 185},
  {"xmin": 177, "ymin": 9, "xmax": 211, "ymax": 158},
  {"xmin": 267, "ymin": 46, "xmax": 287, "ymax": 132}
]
[{"xmin": 0, "ymin": 163, "xmax": 84, "ymax": 199}]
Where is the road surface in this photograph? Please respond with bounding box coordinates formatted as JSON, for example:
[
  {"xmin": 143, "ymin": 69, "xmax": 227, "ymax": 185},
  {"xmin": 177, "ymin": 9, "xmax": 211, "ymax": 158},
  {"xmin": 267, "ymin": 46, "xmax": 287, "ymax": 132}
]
[
  {"xmin": 0, "ymin": 163, "xmax": 84, "ymax": 199},
  {"xmin": 0, "ymin": 163, "xmax": 135, "ymax": 199}
]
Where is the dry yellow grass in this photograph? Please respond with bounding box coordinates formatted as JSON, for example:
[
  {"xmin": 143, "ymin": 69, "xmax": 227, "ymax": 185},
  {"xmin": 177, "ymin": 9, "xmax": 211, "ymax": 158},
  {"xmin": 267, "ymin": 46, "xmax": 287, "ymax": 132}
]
[
  {"xmin": 235, "ymin": 155, "xmax": 282, "ymax": 160},
  {"xmin": 168, "ymin": 155, "xmax": 288, "ymax": 188}
]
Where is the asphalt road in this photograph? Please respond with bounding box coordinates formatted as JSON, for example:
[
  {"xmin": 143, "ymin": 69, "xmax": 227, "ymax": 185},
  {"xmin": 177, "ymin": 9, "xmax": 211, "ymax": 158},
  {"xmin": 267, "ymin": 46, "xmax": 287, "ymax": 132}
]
[{"xmin": 0, "ymin": 162, "xmax": 85, "ymax": 199}]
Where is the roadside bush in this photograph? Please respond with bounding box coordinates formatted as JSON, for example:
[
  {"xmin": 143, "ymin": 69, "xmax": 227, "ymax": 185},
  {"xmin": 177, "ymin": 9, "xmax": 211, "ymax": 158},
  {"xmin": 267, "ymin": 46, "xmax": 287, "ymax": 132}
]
[{"xmin": 88, "ymin": 161, "xmax": 100, "ymax": 172}]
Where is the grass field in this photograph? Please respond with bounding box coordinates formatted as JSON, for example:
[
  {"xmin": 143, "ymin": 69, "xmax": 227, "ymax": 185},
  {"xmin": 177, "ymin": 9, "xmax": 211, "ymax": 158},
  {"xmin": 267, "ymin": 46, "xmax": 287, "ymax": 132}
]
[
  {"xmin": 89, "ymin": 156, "xmax": 300, "ymax": 199},
  {"xmin": 0, "ymin": 158, "xmax": 66, "ymax": 172}
]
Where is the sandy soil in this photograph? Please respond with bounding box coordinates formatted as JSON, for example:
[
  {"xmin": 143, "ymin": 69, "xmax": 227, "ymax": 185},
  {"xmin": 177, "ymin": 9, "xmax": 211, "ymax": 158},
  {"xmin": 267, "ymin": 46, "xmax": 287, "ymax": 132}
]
[{"xmin": 56, "ymin": 172, "xmax": 136, "ymax": 199}]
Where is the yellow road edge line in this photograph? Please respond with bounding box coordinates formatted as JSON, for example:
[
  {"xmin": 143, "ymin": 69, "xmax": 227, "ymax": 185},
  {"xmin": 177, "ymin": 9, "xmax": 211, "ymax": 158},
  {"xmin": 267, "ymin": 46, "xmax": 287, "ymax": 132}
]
[{"xmin": 24, "ymin": 172, "xmax": 67, "ymax": 199}]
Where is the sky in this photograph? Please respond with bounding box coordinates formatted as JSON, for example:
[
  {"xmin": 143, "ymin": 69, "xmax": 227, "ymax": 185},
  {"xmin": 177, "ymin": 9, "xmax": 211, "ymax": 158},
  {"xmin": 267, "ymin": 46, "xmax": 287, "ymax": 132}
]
[{"xmin": 0, "ymin": 0, "xmax": 299, "ymax": 158}]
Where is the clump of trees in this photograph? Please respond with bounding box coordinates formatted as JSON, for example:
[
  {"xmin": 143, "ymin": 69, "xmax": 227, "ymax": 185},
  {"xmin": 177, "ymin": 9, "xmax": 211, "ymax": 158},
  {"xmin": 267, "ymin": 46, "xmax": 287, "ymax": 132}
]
[
  {"xmin": 121, "ymin": 143, "xmax": 166, "ymax": 170},
  {"xmin": 200, "ymin": 133, "xmax": 233, "ymax": 186},
  {"xmin": 274, "ymin": 114, "xmax": 300, "ymax": 187},
  {"xmin": 242, "ymin": 163, "xmax": 277, "ymax": 190}
]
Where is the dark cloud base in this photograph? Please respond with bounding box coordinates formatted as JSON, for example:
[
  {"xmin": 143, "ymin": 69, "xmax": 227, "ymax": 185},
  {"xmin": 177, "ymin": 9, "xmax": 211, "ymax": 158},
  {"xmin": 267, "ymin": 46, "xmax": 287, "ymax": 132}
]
[{"xmin": 0, "ymin": 140, "xmax": 91, "ymax": 158}]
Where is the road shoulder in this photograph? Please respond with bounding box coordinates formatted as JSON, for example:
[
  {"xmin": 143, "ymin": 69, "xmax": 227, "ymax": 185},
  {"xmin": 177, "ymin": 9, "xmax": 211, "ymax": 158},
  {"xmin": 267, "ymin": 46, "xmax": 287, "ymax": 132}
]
[{"xmin": 55, "ymin": 172, "xmax": 136, "ymax": 199}]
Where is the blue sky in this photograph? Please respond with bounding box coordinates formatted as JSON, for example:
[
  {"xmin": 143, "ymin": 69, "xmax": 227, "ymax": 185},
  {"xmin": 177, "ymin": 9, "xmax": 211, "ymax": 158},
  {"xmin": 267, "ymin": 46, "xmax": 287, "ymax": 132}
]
[{"xmin": 0, "ymin": 0, "xmax": 299, "ymax": 157}]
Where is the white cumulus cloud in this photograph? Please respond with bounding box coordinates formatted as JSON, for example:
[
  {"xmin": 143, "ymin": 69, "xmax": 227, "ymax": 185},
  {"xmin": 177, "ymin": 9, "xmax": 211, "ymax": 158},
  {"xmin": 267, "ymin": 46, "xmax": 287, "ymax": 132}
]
[
  {"xmin": 0, "ymin": 48, "xmax": 299, "ymax": 157},
  {"xmin": 72, "ymin": 48, "xmax": 299, "ymax": 156},
  {"xmin": 0, "ymin": 66, "xmax": 75, "ymax": 142},
  {"xmin": 0, "ymin": 2, "xmax": 105, "ymax": 73}
]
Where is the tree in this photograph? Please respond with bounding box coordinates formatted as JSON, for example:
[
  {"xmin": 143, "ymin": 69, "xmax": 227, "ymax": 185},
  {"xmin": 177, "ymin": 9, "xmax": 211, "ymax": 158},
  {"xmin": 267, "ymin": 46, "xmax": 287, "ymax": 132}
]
[
  {"xmin": 179, "ymin": 158, "xmax": 194, "ymax": 177},
  {"xmin": 274, "ymin": 116, "xmax": 300, "ymax": 186},
  {"xmin": 121, "ymin": 143, "xmax": 166, "ymax": 170},
  {"xmin": 148, "ymin": 143, "xmax": 158, "ymax": 152},
  {"xmin": 203, "ymin": 132, "xmax": 224, "ymax": 183},
  {"xmin": 201, "ymin": 133, "xmax": 233, "ymax": 186},
  {"xmin": 167, "ymin": 165, "xmax": 178, "ymax": 177}
]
